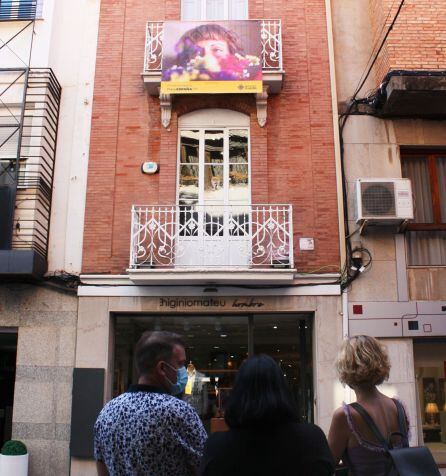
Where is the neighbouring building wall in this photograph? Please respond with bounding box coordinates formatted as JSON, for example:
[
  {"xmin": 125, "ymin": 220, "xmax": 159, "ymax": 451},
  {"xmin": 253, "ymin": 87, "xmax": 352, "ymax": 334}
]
[
  {"xmin": 331, "ymin": 0, "xmax": 446, "ymax": 449},
  {"xmin": 368, "ymin": 0, "xmax": 446, "ymax": 83},
  {"xmin": 31, "ymin": 0, "xmax": 101, "ymax": 274},
  {"xmin": 44, "ymin": 0, "xmax": 101, "ymax": 274},
  {"xmin": 0, "ymin": 285, "xmax": 77, "ymax": 476},
  {"xmin": 82, "ymin": 0, "xmax": 340, "ymax": 274}
]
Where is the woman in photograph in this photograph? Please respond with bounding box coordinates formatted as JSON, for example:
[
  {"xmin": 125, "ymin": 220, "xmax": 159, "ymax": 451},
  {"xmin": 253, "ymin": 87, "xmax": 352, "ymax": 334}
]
[
  {"xmin": 199, "ymin": 354, "xmax": 334, "ymax": 476},
  {"xmin": 163, "ymin": 23, "xmax": 261, "ymax": 83},
  {"xmin": 328, "ymin": 335, "xmax": 409, "ymax": 476}
]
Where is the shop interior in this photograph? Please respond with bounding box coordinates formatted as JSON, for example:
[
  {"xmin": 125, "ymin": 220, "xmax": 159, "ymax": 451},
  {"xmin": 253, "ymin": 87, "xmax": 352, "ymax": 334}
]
[
  {"xmin": 113, "ymin": 313, "xmax": 313, "ymax": 432},
  {"xmin": 0, "ymin": 330, "xmax": 17, "ymax": 448},
  {"xmin": 414, "ymin": 338, "xmax": 446, "ymax": 466}
]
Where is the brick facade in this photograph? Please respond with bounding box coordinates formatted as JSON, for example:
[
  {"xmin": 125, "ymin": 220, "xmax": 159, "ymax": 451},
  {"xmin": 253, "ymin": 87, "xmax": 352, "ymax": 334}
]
[
  {"xmin": 369, "ymin": 0, "xmax": 446, "ymax": 83},
  {"xmin": 82, "ymin": 0, "xmax": 340, "ymax": 274}
]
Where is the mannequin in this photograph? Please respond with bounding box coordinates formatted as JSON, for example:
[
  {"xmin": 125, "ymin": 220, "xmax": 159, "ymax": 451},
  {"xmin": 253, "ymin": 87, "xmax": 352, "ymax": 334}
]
[{"xmin": 183, "ymin": 361, "xmax": 208, "ymax": 417}]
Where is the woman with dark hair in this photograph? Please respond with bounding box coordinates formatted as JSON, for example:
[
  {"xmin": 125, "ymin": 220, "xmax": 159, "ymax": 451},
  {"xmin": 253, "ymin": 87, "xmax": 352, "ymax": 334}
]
[{"xmin": 199, "ymin": 355, "xmax": 335, "ymax": 476}]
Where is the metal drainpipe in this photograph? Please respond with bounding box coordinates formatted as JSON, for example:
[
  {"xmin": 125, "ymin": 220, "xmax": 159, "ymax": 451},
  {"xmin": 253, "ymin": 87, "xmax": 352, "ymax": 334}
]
[{"xmin": 324, "ymin": 0, "xmax": 349, "ymax": 341}]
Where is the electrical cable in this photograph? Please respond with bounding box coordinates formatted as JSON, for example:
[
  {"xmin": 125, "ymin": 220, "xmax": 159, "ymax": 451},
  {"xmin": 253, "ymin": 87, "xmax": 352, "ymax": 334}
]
[{"xmin": 338, "ymin": 0, "xmax": 406, "ymax": 291}]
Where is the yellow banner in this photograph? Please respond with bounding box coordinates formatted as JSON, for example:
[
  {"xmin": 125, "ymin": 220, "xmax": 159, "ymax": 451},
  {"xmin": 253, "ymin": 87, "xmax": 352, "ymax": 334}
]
[{"xmin": 160, "ymin": 80, "xmax": 262, "ymax": 94}]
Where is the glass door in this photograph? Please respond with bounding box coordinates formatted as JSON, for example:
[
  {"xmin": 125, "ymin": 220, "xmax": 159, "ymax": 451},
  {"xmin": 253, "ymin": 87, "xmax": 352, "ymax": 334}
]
[
  {"xmin": 177, "ymin": 127, "xmax": 250, "ymax": 267},
  {"xmin": 113, "ymin": 313, "xmax": 314, "ymax": 432}
]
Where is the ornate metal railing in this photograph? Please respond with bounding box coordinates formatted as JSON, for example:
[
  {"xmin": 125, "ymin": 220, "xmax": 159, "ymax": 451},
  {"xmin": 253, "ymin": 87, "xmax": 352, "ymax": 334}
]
[
  {"xmin": 144, "ymin": 19, "xmax": 283, "ymax": 73},
  {"xmin": 130, "ymin": 204, "xmax": 293, "ymax": 269}
]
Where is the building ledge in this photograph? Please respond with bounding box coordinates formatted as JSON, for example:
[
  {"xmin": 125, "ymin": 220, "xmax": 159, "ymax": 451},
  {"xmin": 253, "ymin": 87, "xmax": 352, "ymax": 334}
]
[
  {"xmin": 375, "ymin": 70, "xmax": 446, "ymax": 118},
  {"xmin": 0, "ymin": 250, "xmax": 47, "ymax": 279},
  {"xmin": 126, "ymin": 267, "xmax": 296, "ymax": 285}
]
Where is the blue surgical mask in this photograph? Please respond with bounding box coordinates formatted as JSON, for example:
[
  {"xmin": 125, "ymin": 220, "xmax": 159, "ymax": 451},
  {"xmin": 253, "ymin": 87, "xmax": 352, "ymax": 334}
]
[{"xmin": 163, "ymin": 363, "xmax": 188, "ymax": 395}]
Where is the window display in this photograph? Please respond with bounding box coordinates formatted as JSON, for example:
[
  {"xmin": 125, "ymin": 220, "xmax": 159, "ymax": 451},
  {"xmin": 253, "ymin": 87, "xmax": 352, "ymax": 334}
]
[
  {"xmin": 414, "ymin": 339, "xmax": 446, "ymax": 466},
  {"xmin": 113, "ymin": 313, "xmax": 313, "ymax": 432}
]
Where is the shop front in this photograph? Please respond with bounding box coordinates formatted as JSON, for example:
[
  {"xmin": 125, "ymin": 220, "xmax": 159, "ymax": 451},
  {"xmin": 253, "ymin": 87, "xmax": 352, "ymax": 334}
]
[
  {"xmin": 70, "ymin": 288, "xmax": 342, "ymax": 475},
  {"xmin": 414, "ymin": 339, "xmax": 446, "ymax": 468}
]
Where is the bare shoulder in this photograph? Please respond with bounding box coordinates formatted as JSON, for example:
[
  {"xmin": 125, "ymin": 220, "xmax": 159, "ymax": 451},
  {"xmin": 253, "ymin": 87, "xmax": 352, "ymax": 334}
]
[{"xmin": 332, "ymin": 406, "xmax": 348, "ymax": 426}]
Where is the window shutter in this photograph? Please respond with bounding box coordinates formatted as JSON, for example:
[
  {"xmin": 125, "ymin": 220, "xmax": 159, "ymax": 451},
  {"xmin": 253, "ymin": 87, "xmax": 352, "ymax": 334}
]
[
  {"xmin": 181, "ymin": 0, "xmax": 201, "ymax": 20},
  {"xmin": 229, "ymin": 0, "xmax": 247, "ymax": 19},
  {"xmin": 205, "ymin": 0, "xmax": 225, "ymax": 20}
]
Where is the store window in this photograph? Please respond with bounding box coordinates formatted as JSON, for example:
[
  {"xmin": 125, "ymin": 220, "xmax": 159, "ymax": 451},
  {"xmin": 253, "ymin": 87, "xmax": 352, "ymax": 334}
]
[
  {"xmin": 401, "ymin": 150, "xmax": 446, "ymax": 265},
  {"xmin": 414, "ymin": 339, "xmax": 446, "ymax": 466},
  {"xmin": 181, "ymin": 0, "xmax": 248, "ymax": 20},
  {"xmin": 113, "ymin": 314, "xmax": 313, "ymax": 432}
]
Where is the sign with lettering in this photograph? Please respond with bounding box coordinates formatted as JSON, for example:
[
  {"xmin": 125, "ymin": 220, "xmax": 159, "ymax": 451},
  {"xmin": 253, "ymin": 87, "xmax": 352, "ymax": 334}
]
[{"xmin": 159, "ymin": 297, "xmax": 264, "ymax": 309}]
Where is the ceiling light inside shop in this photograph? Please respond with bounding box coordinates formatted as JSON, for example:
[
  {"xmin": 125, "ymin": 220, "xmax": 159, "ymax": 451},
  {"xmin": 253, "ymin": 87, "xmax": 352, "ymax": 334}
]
[
  {"xmin": 273, "ymin": 326, "xmax": 278, "ymax": 329},
  {"xmin": 220, "ymin": 334, "xmax": 227, "ymax": 338},
  {"xmin": 213, "ymin": 346, "xmax": 220, "ymax": 349}
]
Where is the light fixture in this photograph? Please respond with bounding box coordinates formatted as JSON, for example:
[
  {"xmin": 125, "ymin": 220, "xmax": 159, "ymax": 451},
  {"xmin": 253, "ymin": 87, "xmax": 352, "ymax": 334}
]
[
  {"xmin": 273, "ymin": 326, "xmax": 278, "ymax": 329},
  {"xmin": 425, "ymin": 402, "xmax": 439, "ymax": 424},
  {"xmin": 203, "ymin": 285, "xmax": 218, "ymax": 293},
  {"xmin": 220, "ymin": 334, "xmax": 227, "ymax": 338}
]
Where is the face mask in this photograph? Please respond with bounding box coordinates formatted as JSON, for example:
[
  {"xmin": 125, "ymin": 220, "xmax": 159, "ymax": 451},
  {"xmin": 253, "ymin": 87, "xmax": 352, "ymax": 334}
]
[{"xmin": 163, "ymin": 362, "xmax": 188, "ymax": 395}]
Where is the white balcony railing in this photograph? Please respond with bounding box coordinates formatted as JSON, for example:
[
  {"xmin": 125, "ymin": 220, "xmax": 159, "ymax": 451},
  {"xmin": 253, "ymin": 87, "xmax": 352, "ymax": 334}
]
[
  {"xmin": 130, "ymin": 204, "xmax": 293, "ymax": 269},
  {"xmin": 144, "ymin": 19, "xmax": 283, "ymax": 74}
]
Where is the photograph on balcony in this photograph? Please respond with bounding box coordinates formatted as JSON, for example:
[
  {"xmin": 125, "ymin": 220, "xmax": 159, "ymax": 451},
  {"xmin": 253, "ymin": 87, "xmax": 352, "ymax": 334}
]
[{"xmin": 161, "ymin": 20, "xmax": 262, "ymax": 94}]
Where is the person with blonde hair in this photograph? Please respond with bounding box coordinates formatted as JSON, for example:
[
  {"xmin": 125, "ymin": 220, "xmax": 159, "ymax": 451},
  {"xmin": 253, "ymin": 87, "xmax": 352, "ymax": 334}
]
[{"xmin": 328, "ymin": 335, "xmax": 409, "ymax": 476}]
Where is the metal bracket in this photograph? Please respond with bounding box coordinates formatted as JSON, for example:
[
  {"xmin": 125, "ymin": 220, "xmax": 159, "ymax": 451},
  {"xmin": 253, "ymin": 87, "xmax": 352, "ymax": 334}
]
[
  {"xmin": 255, "ymin": 86, "xmax": 269, "ymax": 127},
  {"xmin": 397, "ymin": 219, "xmax": 409, "ymax": 233}
]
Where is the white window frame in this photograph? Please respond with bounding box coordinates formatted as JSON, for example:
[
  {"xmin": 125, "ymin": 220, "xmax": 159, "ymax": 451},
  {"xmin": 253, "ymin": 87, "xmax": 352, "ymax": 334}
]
[
  {"xmin": 181, "ymin": 0, "xmax": 248, "ymax": 21},
  {"xmin": 177, "ymin": 109, "xmax": 251, "ymax": 207}
]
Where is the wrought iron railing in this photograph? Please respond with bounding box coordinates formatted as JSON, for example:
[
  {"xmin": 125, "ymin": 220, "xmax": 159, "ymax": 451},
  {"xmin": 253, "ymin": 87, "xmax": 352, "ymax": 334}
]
[
  {"xmin": 0, "ymin": 0, "xmax": 37, "ymax": 21},
  {"xmin": 130, "ymin": 204, "xmax": 293, "ymax": 269},
  {"xmin": 0, "ymin": 68, "xmax": 61, "ymax": 257},
  {"xmin": 144, "ymin": 19, "xmax": 283, "ymax": 74}
]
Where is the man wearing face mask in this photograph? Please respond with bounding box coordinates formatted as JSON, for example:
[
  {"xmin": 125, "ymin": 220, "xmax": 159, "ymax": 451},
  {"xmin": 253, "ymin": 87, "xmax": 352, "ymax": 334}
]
[{"xmin": 94, "ymin": 331, "xmax": 207, "ymax": 476}]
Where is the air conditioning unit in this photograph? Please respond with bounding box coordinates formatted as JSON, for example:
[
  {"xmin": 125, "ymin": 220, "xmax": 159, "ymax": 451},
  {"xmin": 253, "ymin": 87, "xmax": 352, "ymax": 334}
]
[{"xmin": 355, "ymin": 178, "xmax": 413, "ymax": 224}]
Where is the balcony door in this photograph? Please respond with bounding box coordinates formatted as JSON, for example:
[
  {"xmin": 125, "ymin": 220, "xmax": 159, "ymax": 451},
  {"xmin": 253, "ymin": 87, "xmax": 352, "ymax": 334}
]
[{"xmin": 177, "ymin": 111, "xmax": 251, "ymax": 267}]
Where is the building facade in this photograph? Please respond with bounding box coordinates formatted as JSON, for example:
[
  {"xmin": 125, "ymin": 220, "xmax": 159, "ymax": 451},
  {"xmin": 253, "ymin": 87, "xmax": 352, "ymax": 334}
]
[
  {"xmin": 73, "ymin": 0, "xmax": 344, "ymax": 473},
  {"xmin": 331, "ymin": 0, "xmax": 446, "ymax": 470},
  {"xmin": 0, "ymin": 0, "xmax": 100, "ymax": 474}
]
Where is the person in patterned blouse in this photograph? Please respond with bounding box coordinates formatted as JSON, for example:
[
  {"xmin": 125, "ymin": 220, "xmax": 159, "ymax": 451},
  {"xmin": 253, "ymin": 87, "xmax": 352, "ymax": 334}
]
[{"xmin": 94, "ymin": 331, "xmax": 207, "ymax": 475}]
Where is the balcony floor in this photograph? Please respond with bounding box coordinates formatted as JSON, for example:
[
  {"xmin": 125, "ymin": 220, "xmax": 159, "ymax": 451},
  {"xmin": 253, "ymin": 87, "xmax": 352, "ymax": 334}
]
[{"xmin": 126, "ymin": 267, "xmax": 296, "ymax": 285}]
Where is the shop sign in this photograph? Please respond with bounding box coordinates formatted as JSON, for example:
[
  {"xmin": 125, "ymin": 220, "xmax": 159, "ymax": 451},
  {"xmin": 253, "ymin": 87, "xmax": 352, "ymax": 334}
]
[
  {"xmin": 159, "ymin": 297, "xmax": 265, "ymax": 309},
  {"xmin": 160, "ymin": 20, "xmax": 262, "ymax": 94}
]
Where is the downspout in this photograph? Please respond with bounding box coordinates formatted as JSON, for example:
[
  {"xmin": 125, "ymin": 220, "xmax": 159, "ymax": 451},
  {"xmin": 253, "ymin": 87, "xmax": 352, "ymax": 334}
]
[{"xmin": 324, "ymin": 0, "xmax": 348, "ymax": 341}]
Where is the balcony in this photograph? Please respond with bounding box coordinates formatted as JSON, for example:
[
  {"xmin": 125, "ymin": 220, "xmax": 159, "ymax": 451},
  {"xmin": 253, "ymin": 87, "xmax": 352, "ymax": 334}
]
[
  {"xmin": 373, "ymin": 71, "xmax": 446, "ymax": 119},
  {"xmin": 128, "ymin": 204, "xmax": 296, "ymax": 284},
  {"xmin": 0, "ymin": 68, "xmax": 61, "ymax": 278},
  {"xmin": 0, "ymin": 0, "xmax": 37, "ymax": 21},
  {"xmin": 142, "ymin": 19, "xmax": 283, "ymax": 96}
]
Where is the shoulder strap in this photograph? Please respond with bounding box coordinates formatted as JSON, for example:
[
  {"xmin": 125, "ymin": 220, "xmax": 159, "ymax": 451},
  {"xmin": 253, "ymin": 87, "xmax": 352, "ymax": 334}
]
[
  {"xmin": 392, "ymin": 399, "xmax": 410, "ymax": 448},
  {"xmin": 350, "ymin": 402, "xmax": 390, "ymax": 450}
]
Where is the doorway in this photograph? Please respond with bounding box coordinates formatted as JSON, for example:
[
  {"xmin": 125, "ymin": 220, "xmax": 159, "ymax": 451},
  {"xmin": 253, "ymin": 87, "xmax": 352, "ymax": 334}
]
[
  {"xmin": 177, "ymin": 111, "xmax": 251, "ymax": 267},
  {"xmin": 113, "ymin": 313, "xmax": 314, "ymax": 430},
  {"xmin": 0, "ymin": 330, "xmax": 17, "ymax": 448}
]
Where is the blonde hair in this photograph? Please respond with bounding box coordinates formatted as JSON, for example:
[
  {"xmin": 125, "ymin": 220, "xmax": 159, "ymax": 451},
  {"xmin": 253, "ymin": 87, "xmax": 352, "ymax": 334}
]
[{"xmin": 336, "ymin": 335, "xmax": 390, "ymax": 387}]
